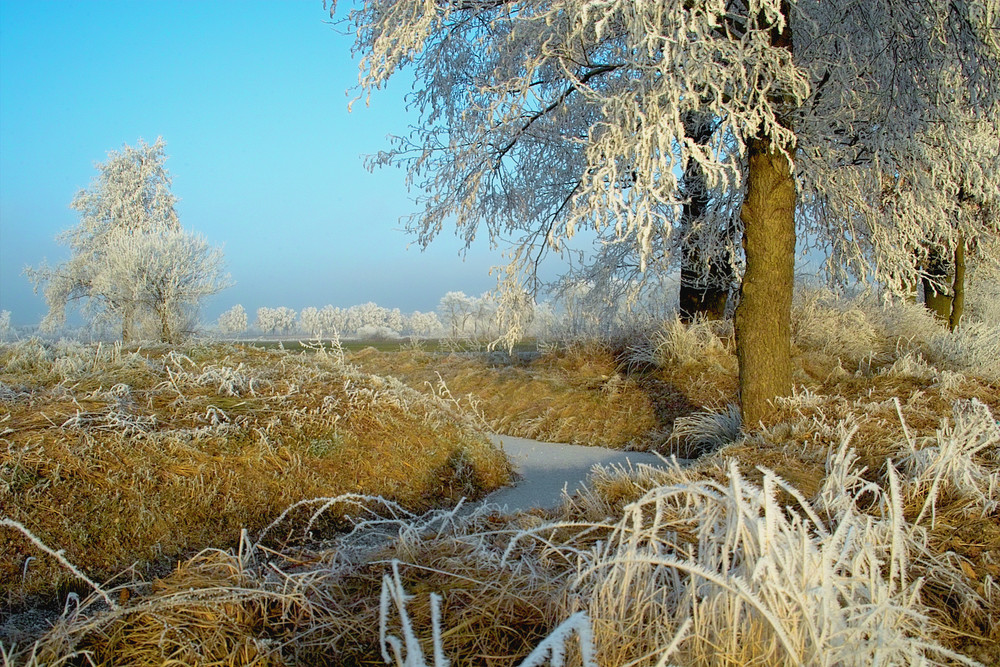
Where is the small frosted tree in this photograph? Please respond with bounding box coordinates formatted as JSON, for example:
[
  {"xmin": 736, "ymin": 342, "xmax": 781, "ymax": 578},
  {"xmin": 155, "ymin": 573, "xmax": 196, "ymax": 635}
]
[
  {"xmin": 255, "ymin": 306, "xmax": 297, "ymax": 336},
  {"xmin": 218, "ymin": 304, "xmax": 248, "ymax": 336},
  {"xmin": 0, "ymin": 310, "xmax": 11, "ymax": 341},
  {"xmin": 26, "ymin": 138, "xmax": 229, "ymax": 342},
  {"xmin": 437, "ymin": 291, "xmax": 475, "ymax": 339}
]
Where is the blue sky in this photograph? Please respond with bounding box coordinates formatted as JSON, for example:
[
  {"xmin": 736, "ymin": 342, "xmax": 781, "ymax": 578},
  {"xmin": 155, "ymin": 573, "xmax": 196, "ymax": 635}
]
[{"xmin": 0, "ymin": 0, "xmax": 509, "ymax": 327}]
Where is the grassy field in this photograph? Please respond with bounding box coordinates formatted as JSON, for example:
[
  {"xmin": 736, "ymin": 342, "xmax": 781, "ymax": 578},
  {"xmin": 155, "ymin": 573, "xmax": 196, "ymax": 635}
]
[
  {"xmin": 2, "ymin": 291, "xmax": 999, "ymax": 665},
  {"xmin": 0, "ymin": 340, "xmax": 509, "ymax": 635}
]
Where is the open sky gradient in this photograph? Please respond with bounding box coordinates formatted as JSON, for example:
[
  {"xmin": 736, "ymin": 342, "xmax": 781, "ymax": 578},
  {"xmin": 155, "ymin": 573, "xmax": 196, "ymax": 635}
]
[{"xmin": 0, "ymin": 0, "xmax": 510, "ymax": 327}]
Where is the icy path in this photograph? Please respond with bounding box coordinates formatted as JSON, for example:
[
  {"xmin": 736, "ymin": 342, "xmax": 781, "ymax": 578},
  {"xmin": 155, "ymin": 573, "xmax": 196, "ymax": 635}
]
[{"xmin": 478, "ymin": 434, "xmax": 682, "ymax": 513}]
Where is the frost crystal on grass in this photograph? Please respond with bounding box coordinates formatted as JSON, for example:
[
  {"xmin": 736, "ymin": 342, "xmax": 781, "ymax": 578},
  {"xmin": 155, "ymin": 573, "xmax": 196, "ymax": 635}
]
[
  {"xmin": 570, "ymin": 455, "xmax": 979, "ymax": 665},
  {"xmin": 898, "ymin": 399, "xmax": 1000, "ymax": 520}
]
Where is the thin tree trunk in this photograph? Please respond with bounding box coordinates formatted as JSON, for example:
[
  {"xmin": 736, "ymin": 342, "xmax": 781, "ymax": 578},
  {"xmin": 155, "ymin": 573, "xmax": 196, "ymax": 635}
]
[
  {"xmin": 922, "ymin": 244, "xmax": 953, "ymax": 321},
  {"xmin": 678, "ymin": 115, "xmax": 733, "ymax": 323},
  {"xmin": 121, "ymin": 306, "xmax": 134, "ymax": 343},
  {"xmin": 679, "ymin": 227, "xmax": 733, "ymax": 321},
  {"xmin": 159, "ymin": 306, "xmax": 172, "ymax": 343},
  {"xmin": 734, "ymin": 135, "xmax": 796, "ymax": 427},
  {"xmin": 949, "ymin": 235, "xmax": 965, "ymax": 331}
]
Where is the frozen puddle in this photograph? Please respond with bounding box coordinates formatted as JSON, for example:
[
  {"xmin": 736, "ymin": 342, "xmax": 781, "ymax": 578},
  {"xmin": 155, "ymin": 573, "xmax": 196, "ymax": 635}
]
[{"xmin": 479, "ymin": 434, "xmax": 684, "ymax": 513}]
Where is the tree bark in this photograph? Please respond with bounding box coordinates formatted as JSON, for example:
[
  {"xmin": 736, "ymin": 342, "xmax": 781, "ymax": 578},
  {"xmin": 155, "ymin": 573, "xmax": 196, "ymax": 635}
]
[
  {"xmin": 949, "ymin": 235, "xmax": 965, "ymax": 331},
  {"xmin": 159, "ymin": 306, "xmax": 173, "ymax": 343},
  {"xmin": 678, "ymin": 114, "xmax": 734, "ymax": 323},
  {"xmin": 733, "ymin": 2, "xmax": 797, "ymax": 428},
  {"xmin": 121, "ymin": 306, "xmax": 135, "ymax": 343},
  {"xmin": 734, "ymin": 136, "xmax": 796, "ymax": 427},
  {"xmin": 922, "ymin": 244, "xmax": 953, "ymax": 322}
]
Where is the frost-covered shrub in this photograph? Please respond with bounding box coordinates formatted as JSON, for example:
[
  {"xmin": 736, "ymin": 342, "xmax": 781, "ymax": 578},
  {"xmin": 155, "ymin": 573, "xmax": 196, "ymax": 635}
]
[
  {"xmin": 923, "ymin": 321, "xmax": 1000, "ymax": 381},
  {"xmin": 0, "ymin": 339, "xmax": 52, "ymax": 374},
  {"xmin": 631, "ymin": 315, "xmax": 731, "ymax": 368},
  {"xmin": 897, "ymin": 399, "xmax": 1000, "ymax": 518},
  {"xmin": 356, "ymin": 324, "xmax": 402, "ymax": 340},
  {"xmin": 669, "ymin": 404, "xmax": 742, "ymax": 456},
  {"xmin": 195, "ymin": 364, "xmax": 265, "ymax": 397},
  {"xmin": 791, "ymin": 287, "xmax": 882, "ymax": 365},
  {"xmin": 788, "ymin": 287, "xmax": 1000, "ymax": 381}
]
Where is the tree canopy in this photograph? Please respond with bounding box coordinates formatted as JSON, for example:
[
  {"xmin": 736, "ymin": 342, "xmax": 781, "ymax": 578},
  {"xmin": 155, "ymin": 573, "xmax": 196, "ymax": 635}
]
[{"xmin": 336, "ymin": 0, "xmax": 1000, "ymax": 423}]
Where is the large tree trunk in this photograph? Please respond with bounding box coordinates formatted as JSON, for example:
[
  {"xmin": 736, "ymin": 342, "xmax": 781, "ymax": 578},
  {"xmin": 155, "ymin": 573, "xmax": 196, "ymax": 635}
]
[
  {"xmin": 733, "ymin": 3, "xmax": 797, "ymax": 428},
  {"xmin": 922, "ymin": 244, "xmax": 953, "ymax": 321},
  {"xmin": 678, "ymin": 114, "xmax": 734, "ymax": 323},
  {"xmin": 734, "ymin": 135, "xmax": 796, "ymax": 427},
  {"xmin": 949, "ymin": 235, "xmax": 965, "ymax": 331}
]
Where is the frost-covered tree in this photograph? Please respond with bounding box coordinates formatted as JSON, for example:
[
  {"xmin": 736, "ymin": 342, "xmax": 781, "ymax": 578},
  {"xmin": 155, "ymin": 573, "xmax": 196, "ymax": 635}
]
[
  {"xmin": 255, "ymin": 306, "xmax": 297, "ymax": 335},
  {"xmin": 437, "ymin": 291, "xmax": 475, "ymax": 339},
  {"xmin": 336, "ymin": 0, "xmax": 1000, "ymax": 423},
  {"xmin": 299, "ymin": 306, "xmax": 324, "ymax": 337},
  {"xmin": 99, "ymin": 228, "xmax": 230, "ymax": 342},
  {"xmin": 26, "ymin": 138, "xmax": 230, "ymax": 342},
  {"xmin": 0, "ymin": 310, "xmax": 11, "ymax": 341},
  {"xmin": 406, "ymin": 310, "xmax": 444, "ymax": 338},
  {"xmin": 319, "ymin": 305, "xmax": 348, "ymax": 334},
  {"xmin": 384, "ymin": 307, "xmax": 404, "ymax": 333},
  {"xmin": 299, "ymin": 305, "xmax": 349, "ymax": 337},
  {"xmin": 218, "ymin": 304, "xmax": 248, "ymax": 336}
]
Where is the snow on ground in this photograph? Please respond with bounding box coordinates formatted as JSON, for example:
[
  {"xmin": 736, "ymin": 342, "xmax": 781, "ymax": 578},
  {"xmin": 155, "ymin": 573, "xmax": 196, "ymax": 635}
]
[{"xmin": 480, "ymin": 434, "xmax": 683, "ymax": 512}]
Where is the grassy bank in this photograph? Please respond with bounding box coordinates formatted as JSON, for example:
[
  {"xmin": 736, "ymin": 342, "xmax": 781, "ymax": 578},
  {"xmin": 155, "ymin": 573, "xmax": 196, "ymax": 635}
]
[{"xmin": 0, "ymin": 340, "xmax": 509, "ymax": 630}]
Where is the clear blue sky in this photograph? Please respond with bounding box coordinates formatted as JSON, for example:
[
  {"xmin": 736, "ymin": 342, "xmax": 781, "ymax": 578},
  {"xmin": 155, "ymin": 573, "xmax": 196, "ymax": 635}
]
[{"xmin": 0, "ymin": 0, "xmax": 508, "ymax": 327}]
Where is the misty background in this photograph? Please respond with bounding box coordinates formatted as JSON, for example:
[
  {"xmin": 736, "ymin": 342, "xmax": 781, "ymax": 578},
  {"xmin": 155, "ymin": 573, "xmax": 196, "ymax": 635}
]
[{"xmin": 0, "ymin": 1, "xmax": 518, "ymax": 328}]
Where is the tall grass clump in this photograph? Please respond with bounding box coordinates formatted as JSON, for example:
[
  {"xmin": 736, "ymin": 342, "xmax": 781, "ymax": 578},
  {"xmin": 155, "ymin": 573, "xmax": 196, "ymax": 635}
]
[
  {"xmin": 897, "ymin": 398, "xmax": 1000, "ymax": 520},
  {"xmin": 631, "ymin": 315, "xmax": 733, "ymax": 370},
  {"xmin": 790, "ymin": 285, "xmax": 1000, "ymax": 381},
  {"xmin": 565, "ymin": 452, "xmax": 981, "ymax": 665},
  {"xmin": 667, "ymin": 403, "xmax": 742, "ymax": 457}
]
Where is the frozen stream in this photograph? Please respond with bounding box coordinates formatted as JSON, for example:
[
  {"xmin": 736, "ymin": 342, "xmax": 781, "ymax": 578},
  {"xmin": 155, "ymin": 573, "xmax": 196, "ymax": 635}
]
[{"xmin": 477, "ymin": 433, "xmax": 684, "ymax": 513}]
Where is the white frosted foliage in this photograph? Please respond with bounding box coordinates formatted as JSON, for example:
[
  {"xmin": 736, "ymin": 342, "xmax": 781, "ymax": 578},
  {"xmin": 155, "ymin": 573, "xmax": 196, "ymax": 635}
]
[
  {"xmin": 335, "ymin": 0, "xmax": 1000, "ymax": 324},
  {"xmin": 218, "ymin": 304, "xmax": 248, "ymax": 335},
  {"xmin": 255, "ymin": 306, "xmax": 297, "ymax": 335}
]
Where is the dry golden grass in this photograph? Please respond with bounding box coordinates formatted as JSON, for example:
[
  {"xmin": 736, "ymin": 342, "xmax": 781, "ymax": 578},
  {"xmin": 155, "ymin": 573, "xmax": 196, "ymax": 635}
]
[
  {"xmin": 349, "ymin": 336, "xmax": 734, "ymax": 452},
  {"xmin": 5, "ymin": 296, "xmax": 1000, "ymax": 665},
  {"xmin": 0, "ymin": 340, "xmax": 510, "ymax": 629}
]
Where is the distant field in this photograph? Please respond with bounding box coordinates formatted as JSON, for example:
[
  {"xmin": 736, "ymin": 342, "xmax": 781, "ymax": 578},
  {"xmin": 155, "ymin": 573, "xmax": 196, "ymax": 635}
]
[{"xmin": 239, "ymin": 336, "xmax": 542, "ymax": 355}]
